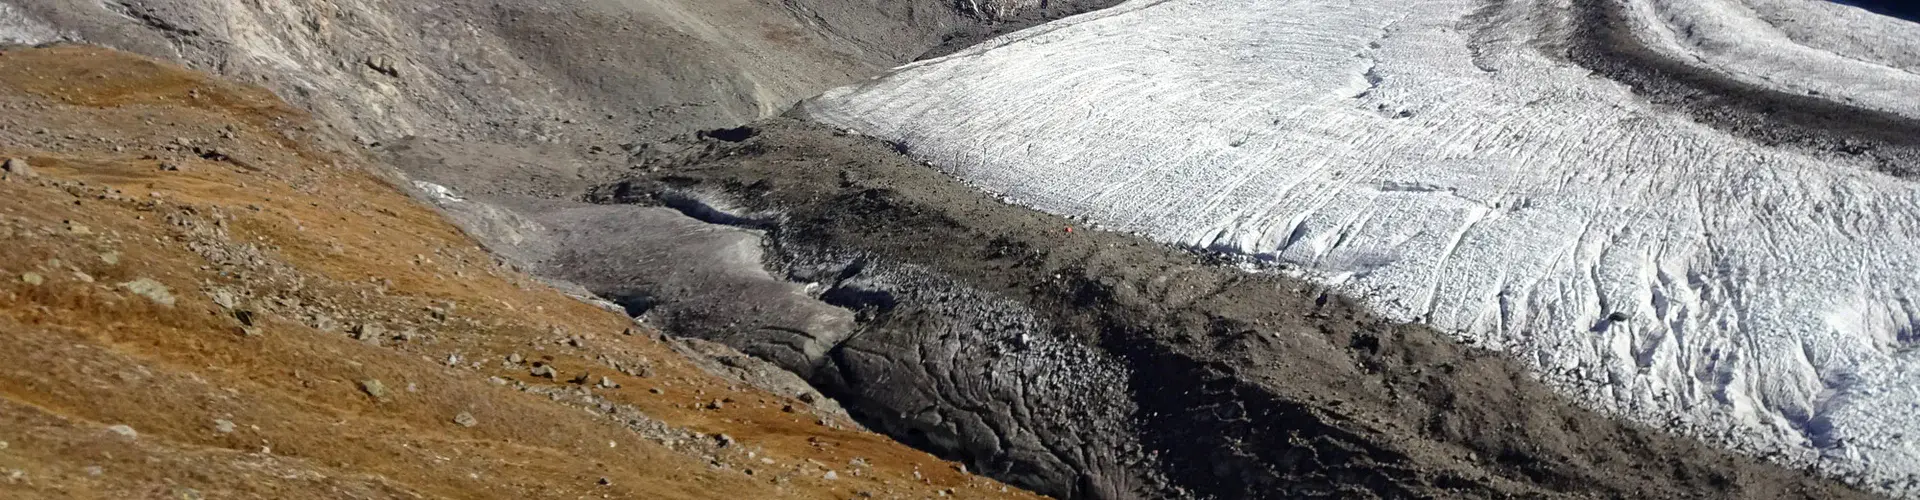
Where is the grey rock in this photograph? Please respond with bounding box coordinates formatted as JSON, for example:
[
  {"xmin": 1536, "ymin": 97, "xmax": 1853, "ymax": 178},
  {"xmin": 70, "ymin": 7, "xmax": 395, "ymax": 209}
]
[
  {"xmin": 208, "ymin": 288, "xmax": 239, "ymax": 309},
  {"xmin": 352, "ymin": 323, "xmax": 382, "ymax": 343},
  {"xmin": 118, "ymin": 278, "xmax": 176, "ymax": 306},
  {"xmin": 106, "ymin": 424, "xmax": 137, "ymax": 439},
  {"xmin": 232, "ymin": 309, "xmax": 257, "ymax": 327},
  {"xmin": 213, "ymin": 419, "xmax": 235, "ymax": 434},
  {"xmin": 360, "ymin": 379, "xmax": 387, "ymax": 400},
  {"xmin": 453, "ymin": 411, "xmax": 478, "ymax": 428},
  {"xmin": 365, "ymin": 55, "xmax": 400, "ymax": 77},
  {"xmin": 310, "ymin": 313, "xmax": 338, "ymax": 332},
  {"xmin": 2, "ymin": 158, "xmax": 33, "ymax": 177}
]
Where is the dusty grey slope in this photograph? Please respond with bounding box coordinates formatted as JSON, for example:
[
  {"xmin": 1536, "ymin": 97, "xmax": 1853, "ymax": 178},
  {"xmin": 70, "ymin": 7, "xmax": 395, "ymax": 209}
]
[{"xmin": 5, "ymin": 0, "xmax": 1111, "ymax": 151}]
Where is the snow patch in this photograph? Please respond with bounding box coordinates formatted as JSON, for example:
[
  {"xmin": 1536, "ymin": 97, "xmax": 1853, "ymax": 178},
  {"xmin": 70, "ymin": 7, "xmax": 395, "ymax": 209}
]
[{"xmin": 413, "ymin": 181, "xmax": 465, "ymax": 203}]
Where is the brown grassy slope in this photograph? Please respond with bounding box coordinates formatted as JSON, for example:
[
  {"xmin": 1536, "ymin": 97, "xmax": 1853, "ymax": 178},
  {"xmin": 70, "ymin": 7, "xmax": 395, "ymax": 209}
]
[{"xmin": 0, "ymin": 45, "xmax": 1032, "ymax": 500}]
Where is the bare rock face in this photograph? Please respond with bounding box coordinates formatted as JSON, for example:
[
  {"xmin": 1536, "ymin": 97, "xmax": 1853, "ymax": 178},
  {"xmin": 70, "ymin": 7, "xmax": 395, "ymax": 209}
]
[{"xmin": 6, "ymin": 0, "xmax": 1116, "ymax": 148}]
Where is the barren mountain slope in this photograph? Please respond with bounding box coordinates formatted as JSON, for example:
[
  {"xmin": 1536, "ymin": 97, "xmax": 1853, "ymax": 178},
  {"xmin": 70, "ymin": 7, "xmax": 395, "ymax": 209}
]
[
  {"xmin": 0, "ymin": 44, "xmax": 1038, "ymax": 500},
  {"xmin": 3, "ymin": 0, "xmax": 1115, "ymax": 151}
]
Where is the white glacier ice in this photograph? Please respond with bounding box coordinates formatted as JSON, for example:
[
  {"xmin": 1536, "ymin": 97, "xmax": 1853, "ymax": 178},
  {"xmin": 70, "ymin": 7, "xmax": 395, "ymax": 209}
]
[
  {"xmin": 1628, "ymin": 0, "xmax": 1920, "ymax": 118},
  {"xmin": 803, "ymin": 0, "xmax": 1920, "ymax": 493}
]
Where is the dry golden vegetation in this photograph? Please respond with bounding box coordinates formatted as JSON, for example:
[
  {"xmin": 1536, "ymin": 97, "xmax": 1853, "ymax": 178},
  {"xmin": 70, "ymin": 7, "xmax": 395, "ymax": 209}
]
[{"xmin": 0, "ymin": 45, "xmax": 1036, "ymax": 500}]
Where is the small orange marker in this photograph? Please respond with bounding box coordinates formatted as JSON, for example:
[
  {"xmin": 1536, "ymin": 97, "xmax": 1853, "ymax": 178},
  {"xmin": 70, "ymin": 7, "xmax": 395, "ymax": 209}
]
[{"xmin": 1064, "ymin": 227, "xmax": 1073, "ymax": 233}]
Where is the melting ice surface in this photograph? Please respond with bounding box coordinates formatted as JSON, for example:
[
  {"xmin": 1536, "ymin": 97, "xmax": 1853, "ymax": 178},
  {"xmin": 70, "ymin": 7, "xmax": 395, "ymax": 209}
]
[{"xmin": 806, "ymin": 0, "xmax": 1920, "ymax": 494}]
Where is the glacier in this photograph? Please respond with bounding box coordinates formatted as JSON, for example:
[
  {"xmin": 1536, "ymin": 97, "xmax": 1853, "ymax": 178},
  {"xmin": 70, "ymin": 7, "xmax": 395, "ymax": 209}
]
[
  {"xmin": 1628, "ymin": 0, "xmax": 1920, "ymax": 119},
  {"xmin": 803, "ymin": 0, "xmax": 1920, "ymax": 494}
]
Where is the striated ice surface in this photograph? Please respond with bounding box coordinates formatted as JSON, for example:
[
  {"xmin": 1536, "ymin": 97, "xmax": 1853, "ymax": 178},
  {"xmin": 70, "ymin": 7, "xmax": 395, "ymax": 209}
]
[
  {"xmin": 804, "ymin": 0, "xmax": 1920, "ymax": 493},
  {"xmin": 1628, "ymin": 0, "xmax": 1920, "ymax": 118}
]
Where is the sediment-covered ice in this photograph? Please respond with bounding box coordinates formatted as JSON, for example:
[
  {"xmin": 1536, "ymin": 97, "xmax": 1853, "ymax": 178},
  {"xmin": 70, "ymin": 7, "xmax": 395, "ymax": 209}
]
[{"xmin": 803, "ymin": 0, "xmax": 1920, "ymax": 493}]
